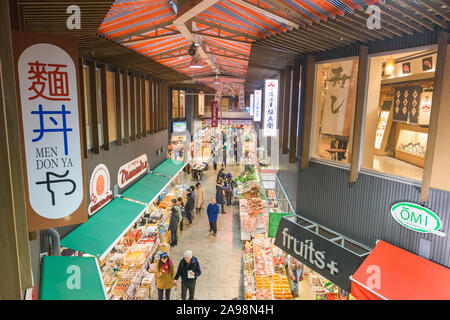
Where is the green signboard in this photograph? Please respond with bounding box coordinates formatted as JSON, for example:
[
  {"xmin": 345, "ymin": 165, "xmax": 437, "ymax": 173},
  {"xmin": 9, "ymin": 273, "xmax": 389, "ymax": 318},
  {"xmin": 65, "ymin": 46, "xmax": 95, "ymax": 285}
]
[
  {"xmin": 268, "ymin": 212, "xmax": 292, "ymax": 238},
  {"xmin": 390, "ymin": 202, "xmax": 445, "ymax": 237}
]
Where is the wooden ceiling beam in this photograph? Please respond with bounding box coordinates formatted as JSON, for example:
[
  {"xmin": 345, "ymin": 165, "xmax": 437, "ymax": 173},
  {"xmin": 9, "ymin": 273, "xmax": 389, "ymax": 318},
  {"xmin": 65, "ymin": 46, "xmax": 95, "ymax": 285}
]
[
  {"xmin": 192, "ymin": 31, "xmax": 253, "ymax": 44},
  {"xmin": 383, "ymin": 1, "xmax": 436, "ymax": 31},
  {"xmin": 334, "ymin": 15, "xmax": 386, "ymax": 40},
  {"xmin": 275, "ymin": 32, "xmax": 329, "ymax": 51},
  {"xmin": 113, "ymin": 20, "xmax": 174, "ymax": 41},
  {"xmin": 259, "ymin": 37, "xmax": 305, "ymax": 53},
  {"xmin": 321, "ymin": 19, "xmax": 376, "ymax": 42},
  {"xmin": 149, "ymin": 45, "xmax": 190, "ymax": 58},
  {"xmin": 230, "ymin": 0, "xmax": 301, "ymax": 29},
  {"xmin": 192, "ymin": 18, "xmax": 259, "ymax": 40},
  {"xmin": 420, "ymin": 0, "xmax": 450, "ymax": 20},
  {"xmin": 395, "ymin": 0, "xmax": 448, "ymax": 28},
  {"xmin": 120, "ymin": 31, "xmax": 181, "ymax": 45},
  {"xmin": 378, "ymin": 4, "xmax": 426, "ymax": 33},
  {"xmin": 342, "ymin": 13, "xmax": 401, "ymax": 38},
  {"xmin": 353, "ymin": 10, "xmax": 413, "ymax": 36}
]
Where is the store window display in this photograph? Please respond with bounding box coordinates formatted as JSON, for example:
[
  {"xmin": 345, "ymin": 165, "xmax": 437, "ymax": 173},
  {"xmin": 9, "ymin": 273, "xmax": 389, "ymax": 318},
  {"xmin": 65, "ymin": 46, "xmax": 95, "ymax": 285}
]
[
  {"xmin": 311, "ymin": 59, "xmax": 359, "ymax": 164},
  {"xmin": 362, "ymin": 48, "xmax": 436, "ymax": 181}
]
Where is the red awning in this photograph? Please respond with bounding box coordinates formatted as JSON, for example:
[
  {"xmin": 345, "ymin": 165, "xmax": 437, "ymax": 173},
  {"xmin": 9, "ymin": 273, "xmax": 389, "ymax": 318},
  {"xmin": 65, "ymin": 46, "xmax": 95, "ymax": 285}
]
[{"xmin": 350, "ymin": 240, "xmax": 450, "ymax": 300}]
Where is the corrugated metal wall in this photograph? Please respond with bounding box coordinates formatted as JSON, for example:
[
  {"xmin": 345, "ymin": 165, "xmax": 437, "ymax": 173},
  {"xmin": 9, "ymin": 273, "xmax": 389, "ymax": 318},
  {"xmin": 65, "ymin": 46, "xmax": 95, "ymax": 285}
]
[
  {"xmin": 276, "ymin": 153, "xmax": 299, "ymax": 212},
  {"xmin": 296, "ymin": 161, "xmax": 450, "ymax": 268}
]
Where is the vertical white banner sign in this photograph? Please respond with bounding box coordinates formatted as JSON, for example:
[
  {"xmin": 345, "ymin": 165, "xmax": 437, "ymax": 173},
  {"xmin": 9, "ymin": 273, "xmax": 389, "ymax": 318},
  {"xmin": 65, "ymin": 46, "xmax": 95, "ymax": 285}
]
[
  {"xmin": 263, "ymin": 79, "xmax": 278, "ymax": 136},
  {"xmin": 198, "ymin": 91, "xmax": 205, "ymax": 116},
  {"xmin": 239, "ymin": 89, "xmax": 245, "ymax": 109},
  {"xmin": 250, "ymin": 93, "xmax": 254, "ymax": 116},
  {"xmin": 254, "ymin": 90, "xmax": 262, "ymax": 122},
  {"xmin": 18, "ymin": 43, "xmax": 84, "ymax": 219}
]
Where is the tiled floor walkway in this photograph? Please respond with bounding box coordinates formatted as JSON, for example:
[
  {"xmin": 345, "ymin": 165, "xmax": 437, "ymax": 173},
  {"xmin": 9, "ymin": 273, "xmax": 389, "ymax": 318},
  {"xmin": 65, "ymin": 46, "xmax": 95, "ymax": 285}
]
[{"xmin": 170, "ymin": 164, "xmax": 244, "ymax": 300}]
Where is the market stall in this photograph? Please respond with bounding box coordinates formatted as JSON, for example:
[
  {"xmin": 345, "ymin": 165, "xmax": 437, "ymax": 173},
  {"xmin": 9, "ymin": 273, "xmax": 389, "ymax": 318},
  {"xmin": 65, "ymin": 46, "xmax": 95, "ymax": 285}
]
[
  {"xmin": 47, "ymin": 159, "xmax": 186, "ymax": 300},
  {"xmin": 236, "ymin": 166, "xmax": 294, "ymax": 300}
]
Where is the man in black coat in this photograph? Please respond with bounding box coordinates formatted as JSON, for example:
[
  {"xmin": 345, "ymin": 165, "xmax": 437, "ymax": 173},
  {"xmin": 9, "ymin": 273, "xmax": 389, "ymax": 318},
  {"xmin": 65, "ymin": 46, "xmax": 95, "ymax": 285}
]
[
  {"xmin": 174, "ymin": 250, "xmax": 201, "ymax": 300},
  {"xmin": 185, "ymin": 189, "xmax": 195, "ymax": 225},
  {"xmin": 168, "ymin": 206, "xmax": 179, "ymax": 247}
]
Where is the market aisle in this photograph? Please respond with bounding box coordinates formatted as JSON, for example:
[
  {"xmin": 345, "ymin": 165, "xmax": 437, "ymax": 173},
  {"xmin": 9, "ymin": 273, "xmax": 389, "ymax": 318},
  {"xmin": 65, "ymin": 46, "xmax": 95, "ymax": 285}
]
[{"xmin": 170, "ymin": 165, "xmax": 244, "ymax": 300}]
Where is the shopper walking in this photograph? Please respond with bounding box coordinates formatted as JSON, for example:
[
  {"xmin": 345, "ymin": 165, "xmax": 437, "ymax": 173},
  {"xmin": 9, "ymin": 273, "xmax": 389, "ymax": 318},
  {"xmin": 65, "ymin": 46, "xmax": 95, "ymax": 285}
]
[
  {"xmin": 156, "ymin": 252, "xmax": 175, "ymax": 300},
  {"xmin": 174, "ymin": 250, "xmax": 201, "ymax": 300},
  {"xmin": 224, "ymin": 173, "xmax": 234, "ymax": 206},
  {"xmin": 169, "ymin": 205, "xmax": 179, "ymax": 247},
  {"xmin": 207, "ymin": 198, "xmax": 220, "ymax": 236},
  {"xmin": 185, "ymin": 189, "xmax": 195, "ymax": 225},
  {"xmin": 216, "ymin": 168, "xmax": 225, "ymax": 182},
  {"xmin": 195, "ymin": 182, "xmax": 204, "ymax": 214},
  {"xmin": 171, "ymin": 198, "xmax": 182, "ymax": 240},
  {"xmin": 216, "ymin": 180, "xmax": 225, "ymax": 214}
]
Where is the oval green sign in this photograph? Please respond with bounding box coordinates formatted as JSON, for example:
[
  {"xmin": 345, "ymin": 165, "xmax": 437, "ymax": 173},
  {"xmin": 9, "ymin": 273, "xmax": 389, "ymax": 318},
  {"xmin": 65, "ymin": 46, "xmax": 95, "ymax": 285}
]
[{"xmin": 390, "ymin": 202, "xmax": 445, "ymax": 237}]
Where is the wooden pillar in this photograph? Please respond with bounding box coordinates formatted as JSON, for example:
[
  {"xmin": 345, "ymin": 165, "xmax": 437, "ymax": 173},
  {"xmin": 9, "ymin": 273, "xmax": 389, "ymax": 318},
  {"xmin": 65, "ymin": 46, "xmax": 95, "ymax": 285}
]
[
  {"xmin": 141, "ymin": 76, "xmax": 147, "ymax": 137},
  {"xmin": 114, "ymin": 68, "xmax": 122, "ymax": 145},
  {"xmin": 349, "ymin": 46, "xmax": 369, "ymax": 183},
  {"xmin": 136, "ymin": 74, "xmax": 141, "ymax": 139},
  {"xmin": 130, "ymin": 73, "xmax": 136, "ymax": 141},
  {"xmin": 149, "ymin": 78, "xmax": 154, "ymax": 134},
  {"xmin": 78, "ymin": 58, "xmax": 88, "ymax": 157},
  {"xmin": 282, "ymin": 65, "xmax": 292, "ymax": 154},
  {"xmin": 164, "ymin": 83, "xmax": 168, "ymax": 129},
  {"xmin": 123, "ymin": 71, "xmax": 130, "ymax": 144},
  {"xmin": 300, "ymin": 55, "xmax": 315, "ymax": 169},
  {"xmin": 420, "ymin": 32, "xmax": 449, "ymax": 201},
  {"xmin": 100, "ymin": 64, "xmax": 109, "ymax": 150},
  {"xmin": 0, "ymin": 0, "xmax": 32, "ymax": 299},
  {"xmin": 88, "ymin": 60, "xmax": 100, "ymax": 154},
  {"xmin": 289, "ymin": 59, "xmax": 301, "ymax": 163}
]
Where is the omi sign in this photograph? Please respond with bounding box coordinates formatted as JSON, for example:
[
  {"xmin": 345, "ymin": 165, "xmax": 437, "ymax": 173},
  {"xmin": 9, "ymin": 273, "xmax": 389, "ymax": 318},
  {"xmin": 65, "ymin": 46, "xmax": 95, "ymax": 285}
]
[{"xmin": 390, "ymin": 202, "xmax": 445, "ymax": 237}]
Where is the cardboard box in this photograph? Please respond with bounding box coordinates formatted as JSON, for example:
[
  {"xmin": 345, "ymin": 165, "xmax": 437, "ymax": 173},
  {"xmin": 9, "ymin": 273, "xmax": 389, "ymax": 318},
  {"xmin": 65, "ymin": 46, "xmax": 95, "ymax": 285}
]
[{"xmin": 157, "ymin": 242, "xmax": 171, "ymax": 255}]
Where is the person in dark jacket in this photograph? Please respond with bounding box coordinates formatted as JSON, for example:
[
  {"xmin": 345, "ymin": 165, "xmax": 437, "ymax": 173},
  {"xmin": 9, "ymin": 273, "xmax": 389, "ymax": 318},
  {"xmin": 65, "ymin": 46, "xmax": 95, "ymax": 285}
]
[
  {"xmin": 215, "ymin": 180, "xmax": 225, "ymax": 214},
  {"xmin": 216, "ymin": 168, "xmax": 225, "ymax": 182},
  {"xmin": 224, "ymin": 173, "xmax": 233, "ymax": 206},
  {"xmin": 207, "ymin": 198, "xmax": 220, "ymax": 236},
  {"xmin": 168, "ymin": 206, "xmax": 179, "ymax": 247},
  {"xmin": 177, "ymin": 197, "xmax": 185, "ymax": 231},
  {"xmin": 185, "ymin": 189, "xmax": 195, "ymax": 225},
  {"xmin": 174, "ymin": 250, "xmax": 201, "ymax": 300}
]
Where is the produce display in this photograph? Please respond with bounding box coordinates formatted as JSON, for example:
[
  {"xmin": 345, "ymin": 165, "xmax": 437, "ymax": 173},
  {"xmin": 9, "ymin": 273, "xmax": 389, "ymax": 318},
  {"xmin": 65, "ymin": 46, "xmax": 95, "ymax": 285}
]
[{"xmin": 238, "ymin": 166, "xmax": 294, "ymax": 301}]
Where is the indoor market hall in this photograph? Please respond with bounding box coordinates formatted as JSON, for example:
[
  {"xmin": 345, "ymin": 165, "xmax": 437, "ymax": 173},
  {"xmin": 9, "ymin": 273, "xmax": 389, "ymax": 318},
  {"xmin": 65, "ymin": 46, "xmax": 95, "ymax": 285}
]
[{"xmin": 1, "ymin": 0, "xmax": 450, "ymax": 302}]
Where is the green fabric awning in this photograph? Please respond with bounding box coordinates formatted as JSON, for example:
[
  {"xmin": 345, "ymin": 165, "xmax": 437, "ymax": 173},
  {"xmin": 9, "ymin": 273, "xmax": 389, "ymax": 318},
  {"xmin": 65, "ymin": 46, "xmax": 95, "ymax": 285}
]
[
  {"xmin": 152, "ymin": 158, "xmax": 185, "ymax": 178},
  {"xmin": 60, "ymin": 198, "xmax": 146, "ymax": 259},
  {"xmin": 121, "ymin": 173, "xmax": 170, "ymax": 204},
  {"xmin": 40, "ymin": 256, "xmax": 105, "ymax": 300}
]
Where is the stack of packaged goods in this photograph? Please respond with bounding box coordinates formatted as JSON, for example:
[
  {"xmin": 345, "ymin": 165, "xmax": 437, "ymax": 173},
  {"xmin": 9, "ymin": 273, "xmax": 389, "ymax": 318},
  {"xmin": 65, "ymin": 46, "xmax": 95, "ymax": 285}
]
[{"xmin": 243, "ymin": 241, "xmax": 255, "ymax": 300}]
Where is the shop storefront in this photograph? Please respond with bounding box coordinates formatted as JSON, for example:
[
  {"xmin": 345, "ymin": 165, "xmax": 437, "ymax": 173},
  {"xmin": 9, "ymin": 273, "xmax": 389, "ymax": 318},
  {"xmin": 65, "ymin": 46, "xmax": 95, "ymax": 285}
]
[{"xmin": 39, "ymin": 158, "xmax": 186, "ymax": 300}]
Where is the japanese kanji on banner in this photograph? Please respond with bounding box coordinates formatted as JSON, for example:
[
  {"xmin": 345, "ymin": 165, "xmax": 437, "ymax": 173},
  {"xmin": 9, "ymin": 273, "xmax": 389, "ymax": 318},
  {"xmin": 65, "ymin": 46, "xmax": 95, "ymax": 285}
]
[
  {"xmin": 198, "ymin": 92, "xmax": 205, "ymax": 116},
  {"xmin": 250, "ymin": 93, "xmax": 254, "ymax": 116},
  {"xmin": 254, "ymin": 90, "xmax": 262, "ymax": 122},
  {"xmin": 211, "ymin": 101, "xmax": 219, "ymax": 127},
  {"xmin": 13, "ymin": 31, "xmax": 87, "ymax": 231},
  {"xmin": 239, "ymin": 89, "xmax": 245, "ymax": 109},
  {"xmin": 263, "ymin": 79, "xmax": 278, "ymax": 137}
]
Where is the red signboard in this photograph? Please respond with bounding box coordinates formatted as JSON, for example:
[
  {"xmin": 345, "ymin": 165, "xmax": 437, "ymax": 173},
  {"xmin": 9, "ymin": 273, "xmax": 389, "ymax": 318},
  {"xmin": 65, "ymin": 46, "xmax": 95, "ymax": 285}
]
[{"xmin": 211, "ymin": 101, "xmax": 219, "ymax": 127}]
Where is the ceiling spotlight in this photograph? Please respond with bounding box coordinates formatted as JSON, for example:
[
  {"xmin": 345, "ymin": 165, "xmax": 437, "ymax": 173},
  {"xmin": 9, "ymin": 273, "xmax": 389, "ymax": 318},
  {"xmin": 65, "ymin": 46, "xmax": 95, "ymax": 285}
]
[{"xmin": 189, "ymin": 56, "xmax": 203, "ymax": 68}]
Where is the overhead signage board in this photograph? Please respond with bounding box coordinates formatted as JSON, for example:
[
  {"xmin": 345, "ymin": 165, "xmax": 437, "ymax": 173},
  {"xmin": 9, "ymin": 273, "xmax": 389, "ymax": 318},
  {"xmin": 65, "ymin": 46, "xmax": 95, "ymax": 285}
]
[
  {"xmin": 390, "ymin": 202, "xmax": 445, "ymax": 237},
  {"xmin": 274, "ymin": 216, "xmax": 367, "ymax": 291},
  {"xmin": 250, "ymin": 94, "xmax": 254, "ymax": 116},
  {"xmin": 117, "ymin": 154, "xmax": 148, "ymax": 189},
  {"xmin": 263, "ymin": 79, "xmax": 278, "ymax": 136},
  {"xmin": 13, "ymin": 31, "xmax": 87, "ymax": 231},
  {"xmin": 254, "ymin": 90, "xmax": 262, "ymax": 122},
  {"xmin": 198, "ymin": 92, "xmax": 205, "ymax": 116},
  {"xmin": 88, "ymin": 164, "xmax": 113, "ymax": 217}
]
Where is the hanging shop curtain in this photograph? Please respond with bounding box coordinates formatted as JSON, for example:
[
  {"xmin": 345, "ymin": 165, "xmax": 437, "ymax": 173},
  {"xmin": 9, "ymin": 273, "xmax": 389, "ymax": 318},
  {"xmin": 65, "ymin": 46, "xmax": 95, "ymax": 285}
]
[
  {"xmin": 393, "ymin": 86, "xmax": 423, "ymax": 124},
  {"xmin": 350, "ymin": 240, "xmax": 450, "ymax": 300}
]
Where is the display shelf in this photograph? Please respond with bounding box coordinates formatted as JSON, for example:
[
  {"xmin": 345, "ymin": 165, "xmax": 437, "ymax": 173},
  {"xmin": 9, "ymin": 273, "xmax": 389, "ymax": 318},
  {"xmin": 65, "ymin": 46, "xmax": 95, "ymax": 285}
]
[{"xmin": 394, "ymin": 122, "xmax": 428, "ymax": 167}]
